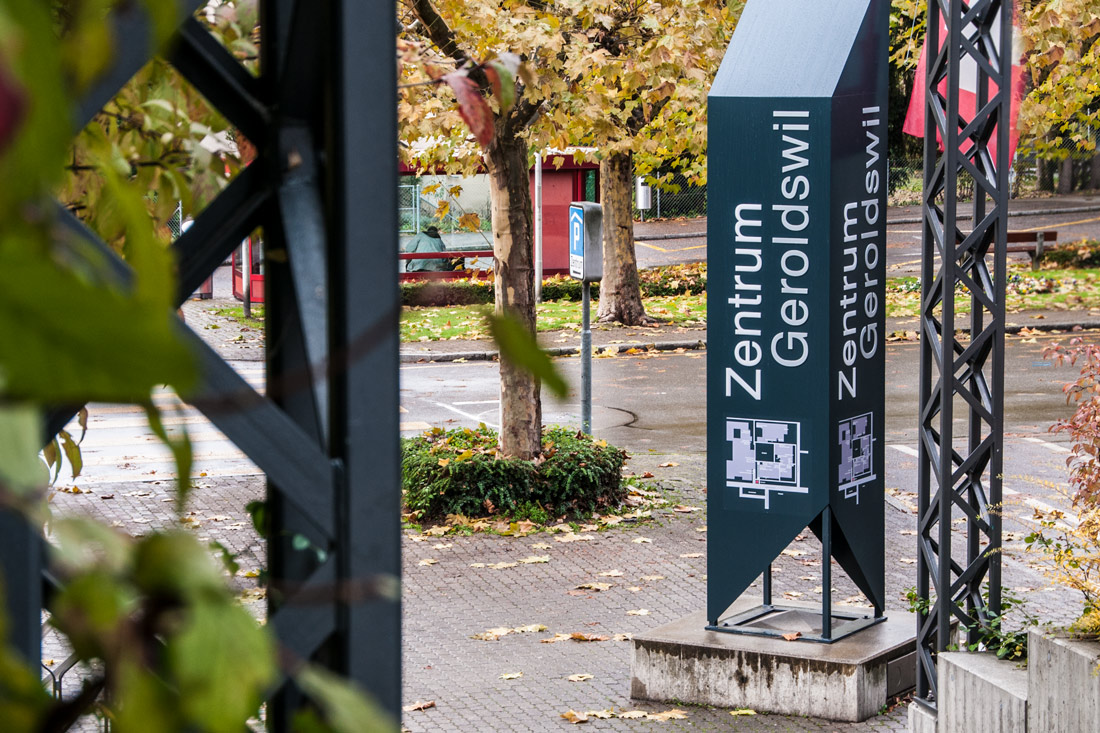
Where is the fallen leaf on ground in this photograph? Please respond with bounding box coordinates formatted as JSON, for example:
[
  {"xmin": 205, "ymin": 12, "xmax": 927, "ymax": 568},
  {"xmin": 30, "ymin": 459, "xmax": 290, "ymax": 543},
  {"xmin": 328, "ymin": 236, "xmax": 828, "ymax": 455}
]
[
  {"xmin": 730, "ymin": 708, "xmax": 757, "ymax": 716},
  {"xmin": 488, "ymin": 562, "xmax": 518, "ymax": 570},
  {"xmin": 680, "ymin": 553, "xmax": 703, "ymax": 558},
  {"xmin": 587, "ymin": 710, "xmax": 614, "ymax": 719},
  {"xmin": 618, "ymin": 711, "xmax": 647, "ymax": 719},
  {"xmin": 519, "ymin": 555, "xmax": 550, "ymax": 564},
  {"xmin": 627, "ymin": 609, "xmax": 651, "ymax": 616},
  {"xmin": 541, "ymin": 633, "xmax": 573, "ymax": 644},
  {"xmin": 417, "ymin": 558, "xmax": 437, "ymax": 566},
  {"xmin": 561, "ymin": 710, "xmax": 588, "ymax": 724},
  {"xmin": 599, "ymin": 569, "xmax": 625, "ymax": 577},
  {"xmin": 782, "ymin": 591, "xmax": 803, "ymax": 599},
  {"xmin": 647, "ymin": 709, "xmax": 688, "ymax": 721},
  {"xmin": 657, "ymin": 462, "xmax": 679, "ymax": 468},
  {"xmin": 570, "ymin": 632, "xmax": 609, "ymax": 642},
  {"xmin": 500, "ymin": 672, "xmax": 523, "ymax": 680},
  {"xmin": 782, "ymin": 632, "xmax": 802, "ymax": 641},
  {"xmin": 513, "ymin": 624, "xmax": 548, "ymax": 633},
  {"xmin": 567, "ymin": 673, "xmax": 594, "ymax": 682},
  {"xmin": 469, "ymin": 563, "xmax": 486, "ymax": 568},
  {"xmin": 640, "ymin": 471, "xmax": 655, "ymax": 478},
  {"xmin": 423, "ymin": 525, "xmax": 449, "ymax": 536},
  {"xmin": 899, "ymin": 558, "xmax": 917, "ymax": 565},
  {"xmin": 627, "ymin": 586, "xmax": 642, "ymax": 592},
  {"xmin": 641, "ymin": 575, "xmax": 664, "ymax": 581},
  {"xmin": 576, "ymin": 582, "xmax": 612, "ymax": 592},
  {"xmin": 672, "ymin": 505, "xmax": 700, "ymax": 513},
  {"xmin": 555, "ymin": 532, "xmax": 593, "ymax": 543},
  {"xmin": 403, "ymin": 700, "xmax": 435, "ymax": 712},
  {"xmin": 531, "ymin": 542, "xmax": 552, "ymax": 550},
  {"xmin": 433, "ymin": 543, "xmax": 453, "ymax": 549},
  {"xmin": 471, "ymin": 626, "xmax": 514, "ymax": 641},
  {"xmin": 696, "ymin": 526, "xmax": 708, "ymax": 532},
  {"xmin": 632, "ymin": 537, "xmax": 652, "ymax": 544},
  {"xmin": 780, "ymin": 548, "xmax": 806, "ymax": 557},
  {"xmin": 613, "ymin": 633, "xmax": 633, "ymax": 641}
]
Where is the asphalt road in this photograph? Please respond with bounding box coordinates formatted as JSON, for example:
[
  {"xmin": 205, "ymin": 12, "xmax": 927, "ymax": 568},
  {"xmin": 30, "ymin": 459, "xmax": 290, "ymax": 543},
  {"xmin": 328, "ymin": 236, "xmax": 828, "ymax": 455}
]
[
  {"xmin": 634, "ymin": 194, "xmax": 1100, "ymax": 272},
  {"xmin": 401, "ymin": 331, "xmax": 1089, "ymax": 519}
]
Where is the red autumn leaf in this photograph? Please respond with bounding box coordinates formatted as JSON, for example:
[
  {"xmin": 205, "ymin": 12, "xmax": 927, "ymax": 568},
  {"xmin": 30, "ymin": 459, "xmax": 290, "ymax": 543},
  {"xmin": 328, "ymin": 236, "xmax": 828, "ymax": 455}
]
[
  {"xmin": 443, "ymin": 71, "xmax": 493, "ymax": 146},
  {"xmin": 0, "ymin": 59, "xmax": 27, "ymax": 155}
]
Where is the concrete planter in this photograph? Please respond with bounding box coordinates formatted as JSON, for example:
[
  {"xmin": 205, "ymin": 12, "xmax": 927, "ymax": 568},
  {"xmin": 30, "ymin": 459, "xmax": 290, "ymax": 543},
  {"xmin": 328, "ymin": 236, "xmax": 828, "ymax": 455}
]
[
  {"xmin": 910, "ymin": 630, "xmax": 1100, "ymax": 732},
  {"xmin": 1027, "ymin": 628, "xmax": 1100, "ymax": 733},
  {"xmin": 937, "ymin": 651, "xmax": 1027, "ymax": 733}
]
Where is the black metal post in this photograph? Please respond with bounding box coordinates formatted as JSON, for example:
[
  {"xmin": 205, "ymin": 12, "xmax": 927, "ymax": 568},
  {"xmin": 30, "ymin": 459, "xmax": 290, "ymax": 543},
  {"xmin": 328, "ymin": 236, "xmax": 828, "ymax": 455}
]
[
  {"xmin": 916, "ymin": 0, "xmax": 1011, "ymax": 705},
  {"xmin": 329, "ymin": 0, "xmax": 402, "ymax": 717},
  {"xmin": 822, "ymin": 506, "xmax": 832, "ymax": 641}
]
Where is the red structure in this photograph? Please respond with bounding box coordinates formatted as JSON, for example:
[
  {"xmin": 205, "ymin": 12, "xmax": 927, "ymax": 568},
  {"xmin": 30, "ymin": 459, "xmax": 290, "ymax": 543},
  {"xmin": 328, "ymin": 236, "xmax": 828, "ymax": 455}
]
[
  {"xmin": 532, "ymin": 156, "xmax": 599, "ymax": 275},
  {"xmin": 231, "ymin": 236, "xmax": 265, "ymax": 303},
  {"xmin": 235, "ymin": 160, "xmax": 600, "ymax": 298}
]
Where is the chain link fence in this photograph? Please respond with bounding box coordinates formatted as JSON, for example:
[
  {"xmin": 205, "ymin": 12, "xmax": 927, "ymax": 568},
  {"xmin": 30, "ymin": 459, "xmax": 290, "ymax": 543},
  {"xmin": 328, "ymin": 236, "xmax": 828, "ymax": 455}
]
[{"xmin": 630, "ymin": 134, "xmax": 1100, "ymax": 221}]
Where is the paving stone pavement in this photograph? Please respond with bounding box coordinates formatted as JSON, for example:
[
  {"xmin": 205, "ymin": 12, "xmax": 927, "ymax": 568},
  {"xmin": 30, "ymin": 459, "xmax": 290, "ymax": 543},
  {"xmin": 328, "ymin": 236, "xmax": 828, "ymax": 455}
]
[
  {"xmin": 46, "ymin": 444, "xmax": 1084, "ymax": 731},
  {"xmin": 46, "ymin": 277, "xmax": 1087, "ymax": 729}
]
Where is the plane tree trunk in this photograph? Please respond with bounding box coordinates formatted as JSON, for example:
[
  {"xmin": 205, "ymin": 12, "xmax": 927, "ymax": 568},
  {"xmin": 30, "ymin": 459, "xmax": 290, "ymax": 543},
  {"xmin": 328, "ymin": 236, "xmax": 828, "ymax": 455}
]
[
  {"xmin": 596, "ymin": 151, "xmax": 650, "ymax": 325},
  {"xmin": 486, "ymin": 134, "xmax": 542, "ymax": 459}
]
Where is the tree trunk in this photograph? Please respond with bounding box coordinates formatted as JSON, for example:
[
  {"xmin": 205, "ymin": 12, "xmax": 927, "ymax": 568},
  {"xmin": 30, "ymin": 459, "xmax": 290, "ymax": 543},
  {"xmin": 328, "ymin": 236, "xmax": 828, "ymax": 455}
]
[
  {"xmin": 1057, "ymin": 157, "xmax": 1074, "ymax": 194},
  {"xmin": 1038, "ymin": 158, "xmax": 1055, "ymax": 191},
  {"xmin": 596, "ymin": 152, "xmax": 649, "ymax": 325},
  {"xmin": 486, "ymin": 134, "xmax": 541, "ymax": 459},
  {"xmin": 1090, "ymin": 152, "xmax": 1100, "ymax": 190}
]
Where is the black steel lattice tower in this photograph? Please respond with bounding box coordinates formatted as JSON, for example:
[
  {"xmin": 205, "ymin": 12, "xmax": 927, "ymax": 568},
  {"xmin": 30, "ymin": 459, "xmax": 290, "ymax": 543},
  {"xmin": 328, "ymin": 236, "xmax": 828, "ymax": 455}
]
[
  {"xmin": 916, "ymin": 0, "xmax": 1012, "ymax": 706},
  {"xmin": 0, "ymin": 1, "xmax": 401, "ymax": 728}
]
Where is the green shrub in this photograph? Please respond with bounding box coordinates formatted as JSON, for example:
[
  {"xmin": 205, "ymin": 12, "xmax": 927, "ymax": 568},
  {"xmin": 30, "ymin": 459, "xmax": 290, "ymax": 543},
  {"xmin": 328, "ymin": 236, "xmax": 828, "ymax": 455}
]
[
  {"xmin": 401, "ymin": 263, "xmax": 708, "ymax": 307},
  {"xmin": 400, "ymin": 278, "xmax": 494, "ymax": 307},
  {"xmin": 1042, "ymin": 239, "xmax": 1100, "ymax": 269},
  {"xmin": 402, "ymin": 425, "xmax": 628, "ymax": 520}
]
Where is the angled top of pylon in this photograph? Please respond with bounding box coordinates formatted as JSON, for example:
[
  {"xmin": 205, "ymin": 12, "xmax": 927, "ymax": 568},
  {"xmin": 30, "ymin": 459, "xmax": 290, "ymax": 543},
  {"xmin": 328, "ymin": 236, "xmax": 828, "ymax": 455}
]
[{"xmin": 710, "ymin": 0, "xmax": 873, "ymax": 99}]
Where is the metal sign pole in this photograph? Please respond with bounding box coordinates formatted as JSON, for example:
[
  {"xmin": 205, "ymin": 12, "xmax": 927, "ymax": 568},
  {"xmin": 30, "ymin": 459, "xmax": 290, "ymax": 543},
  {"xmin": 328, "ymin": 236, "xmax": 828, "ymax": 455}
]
[
  {"xmin": 535, "ymin": 153, "xmax": 543, "ymax": 303},
  {"xmin": 581, "ymin": 281, "xmax": 592, "ymax": 434},
  {"xmin": 569, "ymin": 201, "xmax": 602, "ymax": 435}
]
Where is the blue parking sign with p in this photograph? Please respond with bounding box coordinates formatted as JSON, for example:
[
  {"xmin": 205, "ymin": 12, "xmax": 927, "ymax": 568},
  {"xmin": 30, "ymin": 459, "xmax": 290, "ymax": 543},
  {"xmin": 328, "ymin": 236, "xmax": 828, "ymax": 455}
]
[
  {"xmin": 569, "ymin": 206, "xmax": 585, "ymax": 279},
  {"xmin": 568, "ymin": 203, "xmax": 601, "ymax": 282}
]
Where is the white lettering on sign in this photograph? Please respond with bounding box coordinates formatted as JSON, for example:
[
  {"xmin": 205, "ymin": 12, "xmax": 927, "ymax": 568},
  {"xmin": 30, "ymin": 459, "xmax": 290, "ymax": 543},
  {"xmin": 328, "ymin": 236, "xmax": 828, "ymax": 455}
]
[
  {"xmin": 724, "ymin": 109, "xmax": 812, "ymax": 401},
  {"xmin": 837, "ymin": 106, "xmax": 883, "ymax": 400}
]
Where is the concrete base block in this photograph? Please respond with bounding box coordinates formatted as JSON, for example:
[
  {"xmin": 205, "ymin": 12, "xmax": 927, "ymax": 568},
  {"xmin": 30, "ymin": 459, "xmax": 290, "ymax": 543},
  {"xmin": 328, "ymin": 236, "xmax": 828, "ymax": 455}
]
[
  {"xmin": 630, "ymin": 603, "xmax": 916, "ymax": 721},
  {"xmin": 1027, "ymin": 629, "xmax": 1100, "ymax": 733},
  {"xmin": 938, "ymin": 652, "xmax": 1027, "ymax": 733},
  {"xmin": 907, "ymin": 700, "xmax": 937, "ymax": 733}
]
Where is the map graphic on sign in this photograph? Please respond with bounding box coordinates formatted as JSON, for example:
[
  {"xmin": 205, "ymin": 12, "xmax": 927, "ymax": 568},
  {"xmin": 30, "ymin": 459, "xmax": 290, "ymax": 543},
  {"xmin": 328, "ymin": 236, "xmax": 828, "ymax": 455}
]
[
  {"xmin": 725, "ymin": 418, "xmax": 808, "ymax": 510},
  {"xmin": 837, "ymin": 412, "xmax": 876, "ymax": 503}
]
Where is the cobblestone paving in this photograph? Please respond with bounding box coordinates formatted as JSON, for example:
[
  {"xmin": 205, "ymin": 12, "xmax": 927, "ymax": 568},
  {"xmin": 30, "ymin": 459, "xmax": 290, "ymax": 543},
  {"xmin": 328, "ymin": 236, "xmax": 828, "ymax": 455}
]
[{"xmin": 46, "ymin": 445, "xmax": 1083, "ymax": 731}]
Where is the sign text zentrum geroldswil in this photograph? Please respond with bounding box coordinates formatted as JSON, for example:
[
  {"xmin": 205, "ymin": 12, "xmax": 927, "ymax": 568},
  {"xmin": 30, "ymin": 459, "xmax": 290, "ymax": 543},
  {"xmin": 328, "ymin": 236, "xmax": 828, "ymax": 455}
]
[{"xmin": 726, "ymin": 106, "xmax": 883, "ymax": 404}]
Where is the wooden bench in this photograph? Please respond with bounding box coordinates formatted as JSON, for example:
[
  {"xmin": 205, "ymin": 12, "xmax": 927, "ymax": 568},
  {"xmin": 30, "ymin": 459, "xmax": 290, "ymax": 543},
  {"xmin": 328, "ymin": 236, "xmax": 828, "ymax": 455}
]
[
  {"xmin": 1006, "ymin": 230, "xmax": 1057, "ymax": 269},
  {"xmin": 399, "ymin": 250, "xmax": 494, "ymax": 282}
]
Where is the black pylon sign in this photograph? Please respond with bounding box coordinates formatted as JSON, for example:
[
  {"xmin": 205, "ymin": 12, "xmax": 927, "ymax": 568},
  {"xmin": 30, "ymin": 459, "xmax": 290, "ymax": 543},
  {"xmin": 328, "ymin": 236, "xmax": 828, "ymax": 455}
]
[{"xmin": 706, "ymin": 0, "xmax": 888, "ymax": 639}]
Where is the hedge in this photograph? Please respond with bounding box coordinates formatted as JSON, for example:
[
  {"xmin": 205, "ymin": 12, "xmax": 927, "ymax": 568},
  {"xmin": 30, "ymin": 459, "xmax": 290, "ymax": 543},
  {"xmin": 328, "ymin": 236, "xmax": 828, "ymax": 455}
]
[
  {"xmin": 402, "ymin": 425, "xmax": 628, "ymax": 520},
  {"xmin": 401, "ymin": 263, "xmax": 707, "ymax": 307}
]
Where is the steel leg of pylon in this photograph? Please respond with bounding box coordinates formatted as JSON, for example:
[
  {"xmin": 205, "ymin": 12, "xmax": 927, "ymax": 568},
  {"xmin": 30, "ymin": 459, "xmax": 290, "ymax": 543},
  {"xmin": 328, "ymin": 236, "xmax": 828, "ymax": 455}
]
[{"xmin": 915, "ymin": 0, "xmax": 1011, "ymax": 706}]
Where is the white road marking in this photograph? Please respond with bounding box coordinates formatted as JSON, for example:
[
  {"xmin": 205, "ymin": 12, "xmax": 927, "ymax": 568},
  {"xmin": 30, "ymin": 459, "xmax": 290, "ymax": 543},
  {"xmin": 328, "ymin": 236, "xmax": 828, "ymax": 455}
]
[
  {"xmin": 1023, "ymin": 436, "xmax": 1071, "ymax": 453},
  {"xmin": 452, "ymin": 400, "xmax": 500, "ymax": 405},
  {"xmin": 434, "ymin": 401, "xmax": 498, "ymax": 429},
  {"xmin": 889, "ymin": 445, "xmax": 919, "ymax": 457}
]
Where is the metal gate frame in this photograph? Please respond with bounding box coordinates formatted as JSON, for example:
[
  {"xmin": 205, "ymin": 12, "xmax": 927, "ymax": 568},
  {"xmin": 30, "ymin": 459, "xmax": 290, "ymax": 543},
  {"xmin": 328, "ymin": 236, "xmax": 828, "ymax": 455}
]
[
  {"xmin": 916, "ymin": 0, "xmax": 1012, "ymax": 706},
  {"xmin": 0, "ymin": 0, "xmax": 400, "ymax": 727}
]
